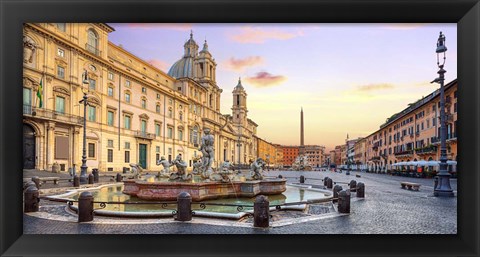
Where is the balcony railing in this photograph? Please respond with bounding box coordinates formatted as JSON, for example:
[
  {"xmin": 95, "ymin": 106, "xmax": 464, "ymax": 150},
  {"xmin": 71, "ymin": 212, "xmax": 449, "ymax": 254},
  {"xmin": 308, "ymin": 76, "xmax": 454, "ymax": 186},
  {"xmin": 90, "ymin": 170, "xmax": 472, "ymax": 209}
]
[
  {"xmin": 415, "ymin": 146, "xmax": 437, "ymax": 155},
  {"xmin": 85, "ymin": 43, "xmax": 101, "ymax": 56},
  {"xmin": 134, "ymin": 130, "xmax": 156, "ymax": 140},
  {"xmin": 431, "ymin": 132, "xmax": 457, "ymax": 144},
  {"xmin": 394, "ymin": 150, "xmax": 414, "ymax": 156},
  {"xmin": 23, "ymin": 104, "xmax": 83, "ymax": 125},
  {"xmin": 370, "ymin": 156, "xmax": 381, "ymax": 161}
]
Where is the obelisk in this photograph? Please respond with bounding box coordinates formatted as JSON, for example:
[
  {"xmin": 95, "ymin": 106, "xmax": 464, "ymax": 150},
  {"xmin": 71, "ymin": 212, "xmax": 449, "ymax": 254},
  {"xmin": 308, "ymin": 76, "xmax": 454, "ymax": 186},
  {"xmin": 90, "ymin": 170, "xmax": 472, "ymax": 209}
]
[{"xmin": 300, "ymin": 107, "xmax": 304, "ymax": 155}]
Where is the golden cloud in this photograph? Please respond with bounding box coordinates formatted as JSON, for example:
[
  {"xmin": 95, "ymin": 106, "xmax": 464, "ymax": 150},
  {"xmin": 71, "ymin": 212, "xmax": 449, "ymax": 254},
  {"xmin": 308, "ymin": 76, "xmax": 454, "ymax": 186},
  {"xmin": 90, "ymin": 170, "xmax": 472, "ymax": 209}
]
[
  {"xmin": 245, "ymin": 72, "xmax": 287, "ymax": 88},
  {"xmin": 356, "ymin": 83, "xmax": 395, "ymax": 92},
  {"xmin": 224, "ymin": 56, "xmax": 264, "ymax": 71},
  {"xmin": 229, "ymin": 27, "xmax": 303, "ymax": 44}
]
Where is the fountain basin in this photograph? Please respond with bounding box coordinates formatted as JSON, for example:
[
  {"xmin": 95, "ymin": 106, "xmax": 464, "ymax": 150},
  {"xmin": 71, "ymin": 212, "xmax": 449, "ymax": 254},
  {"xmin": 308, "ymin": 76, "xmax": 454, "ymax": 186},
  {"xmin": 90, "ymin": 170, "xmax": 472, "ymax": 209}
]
[{"xmin": 123, "ymin": 178, "xmax": 287, "ymax": 201}]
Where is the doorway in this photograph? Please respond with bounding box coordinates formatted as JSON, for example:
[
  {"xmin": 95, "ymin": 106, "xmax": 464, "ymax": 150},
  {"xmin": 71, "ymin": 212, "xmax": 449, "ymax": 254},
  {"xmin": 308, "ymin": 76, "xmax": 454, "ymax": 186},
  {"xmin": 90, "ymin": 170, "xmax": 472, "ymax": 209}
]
[{"xmin": 23, "ymin": 123, "xmax": 35, "ymax": 169}]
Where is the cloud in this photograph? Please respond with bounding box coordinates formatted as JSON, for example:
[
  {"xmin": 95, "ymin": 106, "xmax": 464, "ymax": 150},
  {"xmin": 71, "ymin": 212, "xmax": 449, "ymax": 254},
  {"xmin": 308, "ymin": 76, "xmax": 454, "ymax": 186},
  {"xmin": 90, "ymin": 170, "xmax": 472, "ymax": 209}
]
[
  {"xmin": 224, "ymin": 56, "xmax": 264, "ymax": 71},
  {"xmin": 245, "ymin": 72, "xmax": 287, "ymax": 88},
  {"xmin": 147, "ymin": 59, "xmax": 169, "ymax": 71},
  {"xmin": 356, "ymin": 83, "xmax": 395, "ymax": 92},
  {"xmin": 229, "ymin": 27, "xmax": 303, "ymax": 44},
  {"xmin": 125, "ymin": 23, "xmax": 192, "ymax": 31},
  {"xmin": 382, "ymin": 23, "xmax": 427, "ymax": 30}
]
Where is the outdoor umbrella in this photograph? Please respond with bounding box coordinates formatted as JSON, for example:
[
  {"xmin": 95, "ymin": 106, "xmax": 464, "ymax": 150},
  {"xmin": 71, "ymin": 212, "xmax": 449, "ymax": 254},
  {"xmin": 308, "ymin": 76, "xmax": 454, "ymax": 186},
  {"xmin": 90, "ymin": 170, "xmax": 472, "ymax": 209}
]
[
  {"xmin": 447, "ymin": 160, "xmax": 457, "ymax": 165},
  {"xmin": 426, "ymin": 160, "xmax": 440, "ymax": 166},
  {"xmin": 416, "ymin": 160, "xmax": 429, "ymax": 166}
]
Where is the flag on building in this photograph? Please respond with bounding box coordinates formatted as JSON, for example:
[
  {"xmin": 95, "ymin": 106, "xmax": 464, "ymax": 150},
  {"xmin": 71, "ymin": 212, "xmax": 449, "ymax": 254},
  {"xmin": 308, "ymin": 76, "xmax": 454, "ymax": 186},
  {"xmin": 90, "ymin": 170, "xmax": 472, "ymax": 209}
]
[{"xmin": 37, "ymin": 77, "xmax": 43, "ymax": 108}]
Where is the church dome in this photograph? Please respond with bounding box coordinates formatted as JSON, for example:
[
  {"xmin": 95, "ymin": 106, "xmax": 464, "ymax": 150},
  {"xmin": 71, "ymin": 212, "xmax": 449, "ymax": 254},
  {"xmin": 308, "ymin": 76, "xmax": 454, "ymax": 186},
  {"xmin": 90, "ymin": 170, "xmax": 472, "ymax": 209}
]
[{"xmin": 167, "ymin": 31, "xmax": 198, "ymax": 79}]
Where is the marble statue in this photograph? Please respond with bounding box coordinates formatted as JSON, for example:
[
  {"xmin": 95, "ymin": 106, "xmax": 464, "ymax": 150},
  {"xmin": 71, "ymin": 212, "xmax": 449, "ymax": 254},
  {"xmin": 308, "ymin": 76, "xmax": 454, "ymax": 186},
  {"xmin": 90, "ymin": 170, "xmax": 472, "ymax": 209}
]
[
  {"xmin": 129, "ymin": 163, "xmax": 143, "ymax": 179},
  {"xmin": 198, "ymin": 128, "xmax": 215, "ymax": 179},
  {"xmin": 156, "ymin": 156, "xmax": 171, "ymax": 177},
  {"xmin": 169, "ymin": 154, "xmax": 192, "ymax": 181},
  {"xmin": 248, "ymin": 158, "xmax": 266, "ymax": 180},
  {"xmin": 192, "ymin": 156, "xmax": 202, "ymax": 175},
  {"xmin": 23, "ymin": 36, "xmax": 37, "ymax": 64}
]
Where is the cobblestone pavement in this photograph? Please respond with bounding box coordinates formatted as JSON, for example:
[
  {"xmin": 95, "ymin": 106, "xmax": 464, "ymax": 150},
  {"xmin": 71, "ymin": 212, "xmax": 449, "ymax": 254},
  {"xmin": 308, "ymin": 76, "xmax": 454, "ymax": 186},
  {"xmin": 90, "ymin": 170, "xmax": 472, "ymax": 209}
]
[{"xmin": 23, "ymin": 170, "xmax": 457, "ymax": 234}]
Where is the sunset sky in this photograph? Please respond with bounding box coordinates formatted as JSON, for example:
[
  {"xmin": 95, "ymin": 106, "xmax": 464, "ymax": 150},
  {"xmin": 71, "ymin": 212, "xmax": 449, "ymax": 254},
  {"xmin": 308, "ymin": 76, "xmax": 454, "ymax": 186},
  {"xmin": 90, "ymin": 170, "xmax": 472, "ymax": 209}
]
[{"xmin": 108, "ymin": 23, "xmax": 457, "ymax": 151}]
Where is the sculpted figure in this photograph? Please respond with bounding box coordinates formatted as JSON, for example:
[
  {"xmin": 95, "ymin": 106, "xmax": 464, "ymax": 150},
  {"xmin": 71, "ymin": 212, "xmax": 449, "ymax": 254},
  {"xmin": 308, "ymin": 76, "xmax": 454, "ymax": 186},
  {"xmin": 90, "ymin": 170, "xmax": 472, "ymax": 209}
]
[
  {"xmin": 192, "ymin": 156, "xmax": 202, "ymax": 175},
  {"xmin": 129, "ymin": 163, "xmax": 144, "ymax": 179},
  {"xmin": 23, "ymin": 36, "xmax": 37, "ymax": 63},
  {"xmin": 199, "ymin": 128, "xmax": 215, "ymax": 178},
  {"xmin": 169, "ymin": 154, "xmax": 192, "ymax": 181},
  {"xmin": 156, "ymin": 156, "xmax": 171, "ymax": 177},
  {"xmin": 248, "ymin": 158, "xmax": 266, "ymax": 180}
]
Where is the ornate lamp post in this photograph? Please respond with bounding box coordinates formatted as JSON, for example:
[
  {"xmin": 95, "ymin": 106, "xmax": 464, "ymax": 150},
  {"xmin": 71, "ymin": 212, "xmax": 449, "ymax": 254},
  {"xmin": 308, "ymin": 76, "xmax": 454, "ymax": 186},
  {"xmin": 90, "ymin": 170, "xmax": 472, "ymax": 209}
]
[
  {"xmin": 79, "ymin": 70, "xmax": 90, "ymax": 183},
  {"xmin": 432, "ymin": 32, "xmax": 454, "ymax": 197}
]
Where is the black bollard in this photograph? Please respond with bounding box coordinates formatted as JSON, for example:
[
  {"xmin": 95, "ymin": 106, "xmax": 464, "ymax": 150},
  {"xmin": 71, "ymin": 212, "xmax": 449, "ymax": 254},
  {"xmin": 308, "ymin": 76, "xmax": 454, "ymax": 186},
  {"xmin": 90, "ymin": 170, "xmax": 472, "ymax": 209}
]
[
  {"xmin": 338, "ymin": 189, "xmax": 351, "ymax": 213},
  {"xmin": 300, "ymin": 175, "xmax": 305, "ymax": 184},
  {"xmin": 78, "ymin": 191, "xmax": 94, "ymax": 222},
  {"xmin": 254, "ymin": 195, "xmax": 270, "ymax": 228},
  {"xmin": 92, "ymin": 169, "xmax": 99, "ymax": 183},
  {"xmin": 326, "ymin": 178, "xmax": 333, "ymax": 189},
  {"xmin": 333, "ymin": 185, "xmax": 343, "ymax": 203},
  {"xmin": 88, "ymin": 174, "xmax": 94, "ymax": 184},
  {"xmin": 24, "ymin": 181, "xmax": 36, "ymax": 191},
  {"xmin": 434, "ymin": 176, "xmax": 439, "ymax": 190},
  {"xmin": 73, "ymin": 175, "xmax": 80, "ymax": 187},
  {"xmin": 176, "ymin": 192, "xmax": 192, "ymax": 221},
  {"xmin": 116, "ymin": 173, "xmax": 123, "ymax": 182},
  {"xmin": 24, "ymin": 186, "xmax": 39, "ymax": 212},
  {"xmin": 323, "ymin": 177, "xmax": 329, "ymax": 186},
  {"xmin": 356, "ymin": 182, "xmax": 365, "ymax": 198},
  {"xmin": 278, "ymin": 175, "xmax": 283, "ymax": 179},
  {"xmin": 349, "ymin": 180, "xmax": 357, "ymax": 192},
  {"xmin": 31, "ymin": 176, "xmax": 41, "ymax": 188}
]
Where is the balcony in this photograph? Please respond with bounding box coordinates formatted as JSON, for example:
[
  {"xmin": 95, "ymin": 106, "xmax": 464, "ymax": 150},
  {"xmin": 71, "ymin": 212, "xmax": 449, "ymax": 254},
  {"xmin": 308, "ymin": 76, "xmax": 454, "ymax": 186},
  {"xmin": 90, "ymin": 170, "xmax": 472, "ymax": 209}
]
[
  {"xmin": 134, "ymin": 130, "xmax": 156, "ymax": 140},
  {"xmin": 370, "ymin": 156, "xmax": 381, "ymax": 161},
  {"xmin": 85, "ymin": 43, "xmax": 101, "ymax": 56},
  {"xmin": 23, "ymin": 104, "xmax": 83, "ymax": 126},
  {"xmin": 394, "ymin": 150, "xmax": 413, "ymax": 157},
  {"xmin": 415, "ymin": 145, "xmax": 437, "ymax": 155},
  {"xmin": 431, "ymin": 133, "xmax": 457, "ymax": 145}
]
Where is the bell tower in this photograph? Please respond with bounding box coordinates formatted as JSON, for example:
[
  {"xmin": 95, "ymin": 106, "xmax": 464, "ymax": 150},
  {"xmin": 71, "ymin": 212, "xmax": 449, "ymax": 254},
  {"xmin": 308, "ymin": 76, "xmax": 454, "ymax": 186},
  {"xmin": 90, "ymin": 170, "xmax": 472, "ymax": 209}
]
[
  {"xmin": 196, "ymin": 39, "xmax": 217, "ymax": 83},
  {"xmin": 232, "ymin": 77, "xmax": 248, "ymax": 126}
]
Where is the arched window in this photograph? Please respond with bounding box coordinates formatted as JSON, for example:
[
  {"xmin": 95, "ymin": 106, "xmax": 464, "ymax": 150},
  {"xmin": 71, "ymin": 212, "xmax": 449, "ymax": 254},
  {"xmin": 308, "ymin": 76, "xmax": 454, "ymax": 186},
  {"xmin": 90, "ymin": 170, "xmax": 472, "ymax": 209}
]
[
  {"xmin": 87, "ymin": 29, "xmax": 99, "ymax": 55},
  {"xmin": 156, "ymin": 104, "xmax": 161, "ymax": 114}
]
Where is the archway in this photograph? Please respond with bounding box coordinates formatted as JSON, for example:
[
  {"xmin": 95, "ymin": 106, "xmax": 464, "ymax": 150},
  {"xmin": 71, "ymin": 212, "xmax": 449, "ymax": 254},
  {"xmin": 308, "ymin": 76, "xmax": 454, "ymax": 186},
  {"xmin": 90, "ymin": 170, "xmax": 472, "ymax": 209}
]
[{"xmin": 23, "ymin": 123, "xmax": 36, "ymax": 169}]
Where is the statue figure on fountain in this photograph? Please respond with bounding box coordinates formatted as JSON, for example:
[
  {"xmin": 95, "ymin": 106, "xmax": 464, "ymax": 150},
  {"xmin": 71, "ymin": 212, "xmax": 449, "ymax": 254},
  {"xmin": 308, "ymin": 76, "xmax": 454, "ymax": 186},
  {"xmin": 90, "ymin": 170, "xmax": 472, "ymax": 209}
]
[
  {"xmin": 156, "ymin": 156, "xmax": 171, "ymax": 178},
  {"xmin": 169, "ymin": 154, "xmax": 192, "ymax": 181},
  {"xmin": 247, "ymin": 158, "xmax": 266, "ymax": 180},
  {"xmin": 191, "ymin": 156, "xmax": 202, "ymax": 175},
  {"xmin": 198, "ymin": 128, "xmax": 215, "ymax": 179},
  {"xmin": 292, "ymin": 155, "xmax": 312, "ymax": 171},
  {"xmin": 129, "ymin": 163, "xmax": 144, "ymax": 179}
]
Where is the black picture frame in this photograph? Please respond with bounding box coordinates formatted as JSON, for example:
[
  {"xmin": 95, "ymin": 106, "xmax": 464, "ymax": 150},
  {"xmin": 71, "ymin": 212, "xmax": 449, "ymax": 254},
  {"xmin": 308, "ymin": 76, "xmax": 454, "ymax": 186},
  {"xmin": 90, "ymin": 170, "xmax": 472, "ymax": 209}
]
[{"xmin": 1, "ymin": 0, "xmax": 479, "ymax": 256}]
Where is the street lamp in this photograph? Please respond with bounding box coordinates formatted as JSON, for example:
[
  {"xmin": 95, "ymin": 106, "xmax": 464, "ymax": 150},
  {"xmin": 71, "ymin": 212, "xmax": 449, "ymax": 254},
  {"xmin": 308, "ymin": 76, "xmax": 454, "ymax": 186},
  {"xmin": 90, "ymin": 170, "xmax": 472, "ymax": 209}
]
[
  {"xmin": 432, "ymin": 32, "xmax": 454, "ymax": 197},
  {"xmin": 79, "ymin": 69, "xmax": 90, "ymax": 183}
]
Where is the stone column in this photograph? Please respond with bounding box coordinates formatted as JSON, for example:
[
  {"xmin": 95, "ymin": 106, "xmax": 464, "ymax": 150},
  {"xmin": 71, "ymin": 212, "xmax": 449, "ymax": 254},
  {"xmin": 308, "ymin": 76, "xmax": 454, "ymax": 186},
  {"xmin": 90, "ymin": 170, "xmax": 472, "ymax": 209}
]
[{"xmin": 46, "ymin": 122, "xmax": 56, "ymax": 171}]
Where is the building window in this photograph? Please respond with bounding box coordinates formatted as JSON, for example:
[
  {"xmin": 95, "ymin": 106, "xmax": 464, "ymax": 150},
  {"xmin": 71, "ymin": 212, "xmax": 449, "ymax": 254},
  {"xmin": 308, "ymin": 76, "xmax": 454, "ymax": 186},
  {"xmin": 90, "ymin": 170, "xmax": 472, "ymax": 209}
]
[
  {"xmin": 178, "ymin": 129, "xmax": 183, "ymax": 141},
  {"xmin": 124, "ymin": 142, "xmax": 130, "ymax": 149},
  {"xmin": 56, "ymin": 23, "xmax": 66, "ymax": 32},
  {"xmin": 87, "ymin": 106, "xmax": 96, "ymax": 121},
  {"xmin": 89, "ymin": 79, "xmax": 96, "ymax": 91},
  {"xmin": 167, "ymin": 127, "xmax": 173, "ymax": 139},
  {"xmin": 156, "ymin": 104, "xmax": 161, "ymax": 114},
  {"xmin": 57, "ymin": 66, "xmax": 65, "ymax": 79},
  {"xmin": 87, "ymin": 29, "xmax": 99, "ymax": 54},
  {"xmin": 124, "ymin": 115, "xmax": 131, "ymax": 129},
  {"xmin": 125, "ymin": 92, "xmax": 131, "ymax": 103},
  {"xmin": 157, "ymin": 93, "xmax": 160, "ymax": 99},
  {"xmin": 191, "ymin": 126, "xmax": 199, "ymax": 144},
  {"xmin": 168, "ymin": 108, "xmax": 173, "ymax": 118},
  {"xmin": 156, "ymin": 146, "xmax": 160, "ymax": 153},
  {"xmin": 108, "ymin": 72, "xmax": 114, "ymax": 80},
  {"xmin": 107, "ymin": 110, "xmax": 114, "ymax": 126},
  {"xmin": 107, "ymin": 149, "xmax": 113, "ymax": 162},
  {"xmin": 124, "ymin": 151, "xmax": 130, "ymax": 163},
  {"xmin": 107, "ymin": 86, "xmax": 114, "ymax": 97},
  {"xmin": 179, "ymin": 112, "xmax": 183, "ymax": 121},
  {"xmin": 142, "ymin": 87, "xmax": 147, "ymax": 93},
  {"xmin": 107, "ymin": 139, "xmax": 114, "ymax": 148},
  {"xmin": 155, "ymin": 123, "xmax": 161, "ymax": 136},
  {"xmin": 88, "ymin": 143, "xmax": 95, "ymax": 158},
  {"xmin": 55, "ymin": 96, "xmax": 65, "ymax": 114},
  {"xmin": 168, "ymin": 98, "xmax": 173, "ymax": 105},
  {"xmin": 141, "ymin": 120, "xmax": 147, "ymax": 133},
  {"xmin": 57, "ymin": 48, "xmax": 65, "ymax": 58},
  {"xmin": 141, "ymin": 99, "xmax": 147, "ymax": 109}
]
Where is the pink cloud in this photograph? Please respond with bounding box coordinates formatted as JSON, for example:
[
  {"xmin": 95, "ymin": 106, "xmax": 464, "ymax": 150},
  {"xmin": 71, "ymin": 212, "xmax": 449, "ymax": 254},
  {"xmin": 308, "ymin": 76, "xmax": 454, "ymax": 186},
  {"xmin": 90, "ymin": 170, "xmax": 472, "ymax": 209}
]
[
  {"xmin": 147, "ymin": 59, "xmax": 169, "ymax": 71},
  {"xmin": 245, "ymin": 72, "xmax": 287, "ymax": 88},
  {"xmin": 229, "ymin": 27, "xmax": 303, "ymax": 44},
  {"xmin": 382, "ymin": 23, "xmax": 427, "ymax": 30},
  {"xmin": 224, "ymin": 56, "xmax": 264, "ymax": 71},
  {"xmin": 125, "ymin": 23, "xmax": 192, "ymax": 31},
  {"xmin": 356, "ymin": 83, "xmax": 395, "ymax": 92}
]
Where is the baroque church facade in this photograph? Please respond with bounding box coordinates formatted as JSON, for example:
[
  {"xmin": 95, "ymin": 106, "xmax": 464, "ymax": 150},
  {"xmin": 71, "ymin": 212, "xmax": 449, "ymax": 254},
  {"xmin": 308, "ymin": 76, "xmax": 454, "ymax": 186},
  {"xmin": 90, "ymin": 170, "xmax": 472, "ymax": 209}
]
[{"xmin": 22, "ymin": 23, "xmax": 258, "ymax": 173}]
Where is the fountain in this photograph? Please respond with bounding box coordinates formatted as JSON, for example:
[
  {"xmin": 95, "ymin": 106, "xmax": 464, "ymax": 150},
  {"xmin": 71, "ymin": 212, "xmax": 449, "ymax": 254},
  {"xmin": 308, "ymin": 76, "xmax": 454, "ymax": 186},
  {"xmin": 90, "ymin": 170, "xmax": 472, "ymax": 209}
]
[
  {"xmin": 292, "ymin": 155, "xmax": 313, "ymax": 171},
  {"xmin": 123, "ymin": 128, "xmax": 287, "ymax": 201}
]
